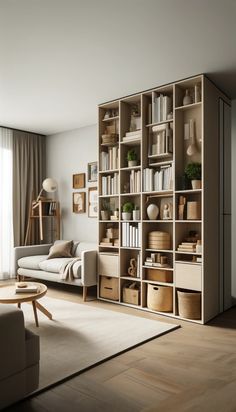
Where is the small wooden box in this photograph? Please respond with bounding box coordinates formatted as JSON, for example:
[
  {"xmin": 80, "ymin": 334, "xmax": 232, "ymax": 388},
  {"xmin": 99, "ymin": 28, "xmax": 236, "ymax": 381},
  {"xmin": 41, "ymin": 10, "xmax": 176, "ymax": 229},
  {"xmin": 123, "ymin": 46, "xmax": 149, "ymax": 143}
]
[
  {"xmin": 146, "ymin": 269, "xmax": 173, "ymax": 283},
  {"xmin": 187, "ymin": 201, "xmax": 201, "ymax": 220},
  {"xmin": 100, "ymin": 276, "xmax": 119, "ymax": 300},
  {"xmin": 123, "ymin": 287, "xmax": 140, "ymax": 305},
  {"xmin": 147, "ymin": 284, "xmax": 173, "ymax": 312},
  {"xmin": 148, "ymin": 231, "xmax": 171, "ymax": 250},
  {"xmin": 99, "ymin": 253, "xmax": 119, "ymax": 278}
]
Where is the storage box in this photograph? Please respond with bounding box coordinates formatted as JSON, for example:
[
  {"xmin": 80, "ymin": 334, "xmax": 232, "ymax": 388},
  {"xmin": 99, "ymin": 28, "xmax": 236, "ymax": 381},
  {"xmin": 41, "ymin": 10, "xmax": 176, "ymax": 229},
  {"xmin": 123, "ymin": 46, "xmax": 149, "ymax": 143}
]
[
  {"xmin": 123, "ymin": 287, "xmax": 140, "ymax": 305},
  {"xmin": 146, "ymin": 269, "xmax": 173, "ymax": 283},
  {"xmin": 147, "ymin": 283, "xmax": 173, "ymax": 312},
  {"xmin": 187, "ymin": 201, "xmax": 201, "ymax": 220},
  {"xmin": 175, "ymin": 263, "xmax": 202, "ymax": 291},
  {"xmin": 148, "ymin": 231, "xmax": 171, "ymax": 250},
  {"xmin": 100, "ymin": 276, "xmax": 119, "ymax": 300},
  {"xmin": 177, "ymin": 291, "xmax": 201, "ymax": 320},
  {"xmin": 98, "ymin": 253, "xmax": 119, "ymax": 278}
]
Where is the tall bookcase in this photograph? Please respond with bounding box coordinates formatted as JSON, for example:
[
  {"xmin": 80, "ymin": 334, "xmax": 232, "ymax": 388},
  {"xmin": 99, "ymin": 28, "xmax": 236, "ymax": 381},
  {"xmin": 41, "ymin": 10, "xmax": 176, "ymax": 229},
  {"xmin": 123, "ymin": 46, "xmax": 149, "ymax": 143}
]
[{"xmin": 97, "ymin": 74, "xmax": 230, "ymax": 324}]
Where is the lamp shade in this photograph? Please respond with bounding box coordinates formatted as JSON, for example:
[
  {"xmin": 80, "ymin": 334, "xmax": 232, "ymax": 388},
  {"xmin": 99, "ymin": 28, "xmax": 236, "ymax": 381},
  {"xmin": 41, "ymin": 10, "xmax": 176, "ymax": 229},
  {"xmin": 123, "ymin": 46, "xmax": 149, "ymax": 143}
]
[{"xmin": 42, "ymin": 178, "xmax": 58, "ymax": 193}]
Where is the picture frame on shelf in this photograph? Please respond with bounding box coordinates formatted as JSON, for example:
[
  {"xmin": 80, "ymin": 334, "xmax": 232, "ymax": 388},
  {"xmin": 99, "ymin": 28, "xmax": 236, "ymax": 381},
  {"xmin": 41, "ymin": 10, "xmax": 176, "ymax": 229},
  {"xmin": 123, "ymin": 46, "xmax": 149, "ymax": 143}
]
[
  {"xmin": 72, "ymin": 192, "xmax": 86, "ymax": 214},
  {"xmin": 73, "ymin": 173, "xmax": 85, "ymax": 189},
  {"xmin": 88, "ymin": 187, "xmax": 98, "ymax": 218},
  {"xmin": 88, "ymin": 162, "xmax": 98, "ymax": 182}
]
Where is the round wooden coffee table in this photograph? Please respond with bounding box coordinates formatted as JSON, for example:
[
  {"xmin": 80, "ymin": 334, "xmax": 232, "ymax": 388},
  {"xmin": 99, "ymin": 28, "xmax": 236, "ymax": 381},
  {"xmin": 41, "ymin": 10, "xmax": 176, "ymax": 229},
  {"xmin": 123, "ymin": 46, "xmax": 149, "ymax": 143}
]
[{"xmin": 0, "ymin": 282, "xmax": 52, "ymax": 327}]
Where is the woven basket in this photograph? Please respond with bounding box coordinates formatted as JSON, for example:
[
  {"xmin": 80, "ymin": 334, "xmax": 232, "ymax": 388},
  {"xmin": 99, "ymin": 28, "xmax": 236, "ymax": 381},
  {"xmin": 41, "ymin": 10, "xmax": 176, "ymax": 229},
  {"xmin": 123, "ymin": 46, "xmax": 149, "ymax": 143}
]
[
  {"xmin": 147, "ymin": 284, "xmax": 173, "ymax": 312},
  {"xmin": 177, "ymin": 291, "xmax": 201, "ymax": 320}
]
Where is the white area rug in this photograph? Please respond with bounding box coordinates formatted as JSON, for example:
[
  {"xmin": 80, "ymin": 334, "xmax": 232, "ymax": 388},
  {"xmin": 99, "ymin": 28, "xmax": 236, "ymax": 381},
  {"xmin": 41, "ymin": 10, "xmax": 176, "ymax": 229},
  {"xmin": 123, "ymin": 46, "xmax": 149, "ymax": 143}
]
[{"xmin": 23, "ymin": 297, "xmax": 179, "ymax": 391}]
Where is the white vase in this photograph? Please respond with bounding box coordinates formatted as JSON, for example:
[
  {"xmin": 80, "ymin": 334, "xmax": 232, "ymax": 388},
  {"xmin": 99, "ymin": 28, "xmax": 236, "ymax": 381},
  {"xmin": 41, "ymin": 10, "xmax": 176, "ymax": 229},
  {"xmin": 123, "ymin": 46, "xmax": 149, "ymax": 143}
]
[
  {"xmin": 133, "ymin": 210, "xmax": 140, "ymax": 220},
  {"xmin": 122, "ymin": 212, "xmax": 132, "ymax": 220},
  {"xmin": 101, "ymin": 211, "xmax": 109, "ymax": 220},
  {"xmin": 147, "ymin": 204, "xmax": 159, "ymax": 220},
  {"xmin": 183, "ymin": 89, "xmax": 192, "ymax": 106},
  {"xmin": 191, "ymin": 180, "xmax": 201, "ymax": 190}
]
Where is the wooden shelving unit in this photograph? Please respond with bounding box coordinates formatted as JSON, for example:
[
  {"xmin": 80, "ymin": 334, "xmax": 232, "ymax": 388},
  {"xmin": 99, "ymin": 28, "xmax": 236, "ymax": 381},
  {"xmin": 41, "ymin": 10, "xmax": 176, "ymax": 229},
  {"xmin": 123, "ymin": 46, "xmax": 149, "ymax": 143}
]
[{"xmin": 97, "ymin": 74, "xmax": 230, "ymax": 324}]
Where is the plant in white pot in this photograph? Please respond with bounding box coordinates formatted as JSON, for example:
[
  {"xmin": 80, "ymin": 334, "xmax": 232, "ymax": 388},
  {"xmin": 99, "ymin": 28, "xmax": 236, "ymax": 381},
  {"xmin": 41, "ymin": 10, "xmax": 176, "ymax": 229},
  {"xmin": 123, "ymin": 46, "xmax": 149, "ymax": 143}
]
[
  {"xmin": 132, "ymin": 205, "xmax": 140, "ymax": 220},
  {"xmin": 127, "ymin": 149, "xmax": 138, "ymax": 167},
  {"xmin": 185, "ymin": 162, "xmax": 202, "ymax": 189},
  {"xmin": 100, "ymin": 200, "xmax": 110, "ymax": 220},
  {"xmin": 122, "ymin": 202, "xmax": 134, "ymax": 220}
]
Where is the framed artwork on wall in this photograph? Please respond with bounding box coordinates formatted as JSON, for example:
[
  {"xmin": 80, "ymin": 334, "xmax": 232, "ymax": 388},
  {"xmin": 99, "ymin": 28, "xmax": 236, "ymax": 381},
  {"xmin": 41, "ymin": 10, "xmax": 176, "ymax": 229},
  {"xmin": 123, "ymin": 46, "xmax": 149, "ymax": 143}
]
[
  {"xmin": 73, "ymin": 192, "xmax": 86, "ymax": 213},
  {"xmin": 73, "ymin": 173, "xmax": 85, "ymax": 189},
  {"xmin": 87, "ymin": 162, "xmax": 98, "ymax": 182},
  {"xmin": 88, "ymin": 187, "xmax": 98, "ymax": 218}
]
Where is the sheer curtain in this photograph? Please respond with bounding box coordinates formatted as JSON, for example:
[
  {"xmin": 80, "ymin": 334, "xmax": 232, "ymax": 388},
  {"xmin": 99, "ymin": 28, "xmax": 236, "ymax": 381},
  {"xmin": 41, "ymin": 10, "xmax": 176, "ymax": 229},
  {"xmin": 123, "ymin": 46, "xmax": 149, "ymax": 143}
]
[{"xmin": 0, "ymin": 127, "xmax": 14, "ymax": 279}]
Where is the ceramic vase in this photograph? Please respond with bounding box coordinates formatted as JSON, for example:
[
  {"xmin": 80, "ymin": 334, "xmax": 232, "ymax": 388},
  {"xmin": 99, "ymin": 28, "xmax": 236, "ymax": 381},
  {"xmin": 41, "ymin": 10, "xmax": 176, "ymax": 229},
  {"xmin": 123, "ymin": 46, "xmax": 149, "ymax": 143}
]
[
  {"xmin": 133, "ymin": 210, "xmax": 140, "ymax": 220},
  {"xmin": 183, "ymin": 89, "xmax": 192, "ymax": 106},
  {"xmin": 122, "ymin": 212, "xmax": 132, "ymax": 220},
  {"xmin": 147, "ymin": 204, "xmax": 159, "ymax": 220},
  {"xmin": 191, "ymin": 180, "xmax": 201, "ymax": 190}
]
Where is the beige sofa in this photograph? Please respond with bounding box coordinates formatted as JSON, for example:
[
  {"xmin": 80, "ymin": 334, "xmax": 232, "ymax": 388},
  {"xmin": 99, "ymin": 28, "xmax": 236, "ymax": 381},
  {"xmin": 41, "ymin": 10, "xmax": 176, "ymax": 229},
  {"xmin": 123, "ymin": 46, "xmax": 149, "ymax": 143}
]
[
  {"xmin": 14, "ymin": 241, "xmax": 97, "ymax": 301},
  {"xmin": 0, "ymin": 304, "xmax": 39, "ymax": 409}
]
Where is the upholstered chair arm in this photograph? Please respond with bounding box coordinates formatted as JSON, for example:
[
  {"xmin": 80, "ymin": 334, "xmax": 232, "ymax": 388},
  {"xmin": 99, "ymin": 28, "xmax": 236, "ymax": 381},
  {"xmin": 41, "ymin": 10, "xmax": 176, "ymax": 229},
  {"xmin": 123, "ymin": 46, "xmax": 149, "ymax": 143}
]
[
  {"xmin": 0, "ymin": 305, "xmax": 26, "ymax": 380},
  {"xmin": 81, "ymin": 250, "xmax": 97, "ymax": 286}
]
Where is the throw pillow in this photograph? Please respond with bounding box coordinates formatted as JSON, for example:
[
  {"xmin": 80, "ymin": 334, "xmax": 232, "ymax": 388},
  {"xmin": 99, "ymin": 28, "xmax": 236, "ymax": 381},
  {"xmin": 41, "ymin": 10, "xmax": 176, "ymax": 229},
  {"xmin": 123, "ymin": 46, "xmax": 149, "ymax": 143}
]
[
  {"xmin": 52, "ymin": 240, "xmax": 79, "ymax": 256},
  {"xmin": 47, "ymin": 240, "xmax": 73, "ymax": 260}
]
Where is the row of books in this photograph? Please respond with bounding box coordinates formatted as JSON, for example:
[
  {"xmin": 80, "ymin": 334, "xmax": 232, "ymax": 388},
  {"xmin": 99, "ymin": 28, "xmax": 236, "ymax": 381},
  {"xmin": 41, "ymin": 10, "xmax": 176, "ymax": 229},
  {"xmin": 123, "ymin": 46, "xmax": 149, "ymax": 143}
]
[
  {"xmin": 149, "ymin": 124, "xmax": 173, "ymax": 156},
  {"xmin": 122, "ymin": 222, "xmax": 141, "ymax": 248},
  {"xmin": 100, "ymin": 147, "xmax": 119, "ymax": 171},
  {"xmin": 101, "ymin": 173, "xmax": 119, "ymax": 195},
  {"xmin": 129, "ymin": 170, "xmax": 141, "ymax": 193},
  {"xmin": 152, "ymin": 94, "xmax": 172, "ymax": 123},
  {"xmin": 143, "ymin": 165, "xmax": 173, "ymax": 192}
]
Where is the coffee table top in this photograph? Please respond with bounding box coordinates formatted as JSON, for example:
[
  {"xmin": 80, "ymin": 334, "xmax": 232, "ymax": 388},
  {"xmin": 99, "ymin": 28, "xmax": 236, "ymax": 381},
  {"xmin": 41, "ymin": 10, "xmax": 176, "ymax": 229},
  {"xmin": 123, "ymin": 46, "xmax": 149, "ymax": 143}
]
[{"xmin": 0, "ymin": 282, "xmax": 47, "ymax": 304}]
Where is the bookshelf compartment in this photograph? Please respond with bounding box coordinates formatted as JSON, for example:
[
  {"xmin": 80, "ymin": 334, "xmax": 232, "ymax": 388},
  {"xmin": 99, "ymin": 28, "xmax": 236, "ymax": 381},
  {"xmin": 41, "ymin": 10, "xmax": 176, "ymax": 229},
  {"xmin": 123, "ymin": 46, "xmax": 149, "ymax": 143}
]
[
  {"xmin": 120, "ymin": 248, "xmax": 141, "ymax": 279},
  {"xmin": 143, "ymin": 163, "xmax": 173, "ymax": 193},
  {"xmin": 120, "ymin": 169, "xmax": 141, "ymax": 194},
  {"xmin": 100, "ymin": 276, "xmax": 119, "ymax": 301},
  {"xmin": 121, "ymin": 279, "xmax": 141, "ymax": 306},
  {"xmin": 176, "ymin": 192, "xmax": 201, "ymax": 221},
  {"xmin": 121, "ymin": 222, "xmax": 141, "ymax": 249},
  {"xmin": 98, "ymin": 253, "xmax": 119, "ymax": 278},
  {"xmin": 99, "ymin": 222, "xmax": 119, "ymax": 248},
  {"xmin": 99, "ymin": 197, "xmax": 119, "ymax": 221},
  {"xmin": 175, "ymin": 262, "xmax": 202, "ymax": 291},
  {"xmin": 176, "ymin": 289, "xmax": 201, "ymax": 320},
  {"xmin": 175, "ymin": 77, "xmax": 202, "ymax": 108},
  {"xmin": 147, "ymin": 283, "xmax": 173, "ymax": 312},
  {"xmin": 144, "ymin": 250, "xmax": 173, "ymax": 271},
  {"xmin": 143, "ymin": 194, "xmax": 173, "ymax": 221}
]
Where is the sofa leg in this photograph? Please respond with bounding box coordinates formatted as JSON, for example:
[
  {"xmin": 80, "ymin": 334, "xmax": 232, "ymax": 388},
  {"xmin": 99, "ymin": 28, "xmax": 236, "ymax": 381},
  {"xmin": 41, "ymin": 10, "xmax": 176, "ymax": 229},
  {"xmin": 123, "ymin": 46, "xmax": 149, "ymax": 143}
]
[{"xmin": 83, "ymin": 286, "xmax": 88, "ymax": 302}]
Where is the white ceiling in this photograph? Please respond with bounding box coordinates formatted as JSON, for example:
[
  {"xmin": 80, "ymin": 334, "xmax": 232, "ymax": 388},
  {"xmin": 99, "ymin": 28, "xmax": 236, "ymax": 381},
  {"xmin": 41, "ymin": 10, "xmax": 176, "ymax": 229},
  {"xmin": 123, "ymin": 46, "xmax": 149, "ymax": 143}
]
[{"xmin": 0, "ymin": 0, "xmax": 236, "ymax": 135}]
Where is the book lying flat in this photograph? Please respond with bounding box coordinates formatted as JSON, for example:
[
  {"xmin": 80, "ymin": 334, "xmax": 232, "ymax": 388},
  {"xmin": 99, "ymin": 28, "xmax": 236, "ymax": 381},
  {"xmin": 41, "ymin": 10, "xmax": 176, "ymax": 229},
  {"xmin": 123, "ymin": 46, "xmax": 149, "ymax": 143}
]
[{"xmin": 15, "ymin": 285, "xmax": 39, "ymax": 293}]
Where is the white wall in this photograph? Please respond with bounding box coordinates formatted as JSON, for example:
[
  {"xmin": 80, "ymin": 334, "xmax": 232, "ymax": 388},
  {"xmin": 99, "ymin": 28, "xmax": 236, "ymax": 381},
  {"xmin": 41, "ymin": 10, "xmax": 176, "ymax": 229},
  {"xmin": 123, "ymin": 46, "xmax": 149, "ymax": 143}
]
[
  {"xmin": 46, "ymin": 125, "xmax": 98, "ymax": 242},
  {"xmin": 232, "ymin": 100, "xmax": 236, "ymax": 299}
]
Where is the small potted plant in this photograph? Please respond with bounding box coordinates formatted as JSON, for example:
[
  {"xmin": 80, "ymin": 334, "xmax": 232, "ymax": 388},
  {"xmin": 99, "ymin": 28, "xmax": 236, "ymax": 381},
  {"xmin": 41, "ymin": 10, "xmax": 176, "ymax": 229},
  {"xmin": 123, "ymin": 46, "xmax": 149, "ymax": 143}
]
[
  {"xmin": 185, "ymin": 163, "xmax": 202, "ymax": 189},
  {"xmin": 127, "ymin": 149, "xmax": 138, "ymax": 167},
  {"xmin": 132, "ymin": 205, "xmax": 140, "ymax": 220},
  {"xmin": 100, "ymin": 200, "xmax": 110, "ymax": 220},
  {"xmin": 122, "ymin": 202, "xmax": 134, "ymax": 220}
]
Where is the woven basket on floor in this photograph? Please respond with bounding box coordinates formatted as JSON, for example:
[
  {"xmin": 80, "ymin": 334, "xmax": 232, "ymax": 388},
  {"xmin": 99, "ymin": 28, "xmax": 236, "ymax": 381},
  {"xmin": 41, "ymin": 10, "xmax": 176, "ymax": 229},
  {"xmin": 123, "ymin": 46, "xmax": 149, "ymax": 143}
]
[{"xmin": 177, "ymin": 291, "xmax": 201, "ymax": 320}]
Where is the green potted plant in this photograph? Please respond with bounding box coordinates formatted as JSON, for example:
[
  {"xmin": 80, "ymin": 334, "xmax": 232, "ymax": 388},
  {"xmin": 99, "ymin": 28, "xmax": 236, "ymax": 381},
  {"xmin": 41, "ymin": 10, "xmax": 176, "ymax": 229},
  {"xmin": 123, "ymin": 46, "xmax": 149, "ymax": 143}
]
[
  {"xmin": 132, "ymin": 205, "xmax": 140, "ymax": 220},
  {"xmin": 127, "ymin": 149, "xmax": 138, "ymax": 167},
  {"xmin": 101, "ymin": 200, "xmax": 110, "ymax": 220},
  {"xmin": 122, "ymin": 202, "xmax": 134, "ymax": 220},
  {"xmin": 185, "ymin": 162, "xmax": 202, "ymax": 189}
]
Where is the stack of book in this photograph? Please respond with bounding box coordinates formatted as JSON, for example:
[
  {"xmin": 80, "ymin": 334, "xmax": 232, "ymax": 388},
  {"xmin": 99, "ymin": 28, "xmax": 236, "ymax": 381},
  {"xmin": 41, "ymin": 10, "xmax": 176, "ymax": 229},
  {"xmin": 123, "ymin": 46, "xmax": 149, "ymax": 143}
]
[
  {"xmin": 122, "ymin": 130, "xmax": 141, "ymax": 142},
  {"xmin": 152, "ymin": 94, "xmax": 172, "ymax": 123},
  {"xmin": 143, "ymin": 165, "xmax": 173, "ymax": 192},
  {"xmin": 177, "ymin": 242, "xmax": 197, "ymax": 253},
  {"xmin": 100, "ymin": 147, "xmax": 119, "ymax": 171},
  {"xmin": 122, "ymin": 222, "xmax": 141, "ymax": 248},
  {"xmin": 149, "ymin": 123, "xmax": 173, "ymax": 157},
  {"xmin": 15, "ymin": 283, "xmax": 39, "ymax": 293},
  {"xmin": 101, "ymin": 173, "xmax": 119, "ymax": 195},
  {"xmin": 129, "ymin": 170, "xmax": 141, "ymax": 193}
]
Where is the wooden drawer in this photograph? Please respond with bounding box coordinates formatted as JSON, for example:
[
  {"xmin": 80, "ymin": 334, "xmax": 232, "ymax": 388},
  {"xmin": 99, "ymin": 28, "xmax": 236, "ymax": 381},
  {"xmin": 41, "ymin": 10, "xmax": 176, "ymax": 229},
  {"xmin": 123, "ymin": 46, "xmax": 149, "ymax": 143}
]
[
  {"xmin": 100, "ymin": 276, "xmax": 119, "ymax": 300},
  {"xmin": 175, "ymin": 263, "xmax": 202, "ymax": 291},
  {"xmin": 98, "ymin": 253, "xmax": 119, "ymax": 278}
]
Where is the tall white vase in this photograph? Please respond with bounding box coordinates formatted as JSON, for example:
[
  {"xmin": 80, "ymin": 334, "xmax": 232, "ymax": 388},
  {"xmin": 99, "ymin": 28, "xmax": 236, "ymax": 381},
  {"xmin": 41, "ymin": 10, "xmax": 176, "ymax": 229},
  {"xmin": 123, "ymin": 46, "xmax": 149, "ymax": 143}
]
[{"xmin": 147, "ymin": 204, "xmax": 159, "ymax": 220}]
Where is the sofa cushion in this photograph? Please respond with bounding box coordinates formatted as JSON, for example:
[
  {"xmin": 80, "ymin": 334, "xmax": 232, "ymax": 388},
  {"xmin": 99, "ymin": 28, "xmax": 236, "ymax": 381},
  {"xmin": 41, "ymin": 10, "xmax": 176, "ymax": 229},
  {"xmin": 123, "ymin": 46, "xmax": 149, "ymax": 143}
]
[
  {"xmin": 18, "ymin": 255, "xmax": 48, "ymax": 270},
  {"xmin": 75, "ymin": 242, "xmax": 97, "ymax": 257},
  {"xmin": 54, "ymin": 240, "xmax": 79, "ymax": 256},
  {"xmin": 47, "ymin": 240, "xmax": 73, "ymax": 259},
  {"xmin": 39, "ymin": 258, "xmax": 74, "ymax": 273}
]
